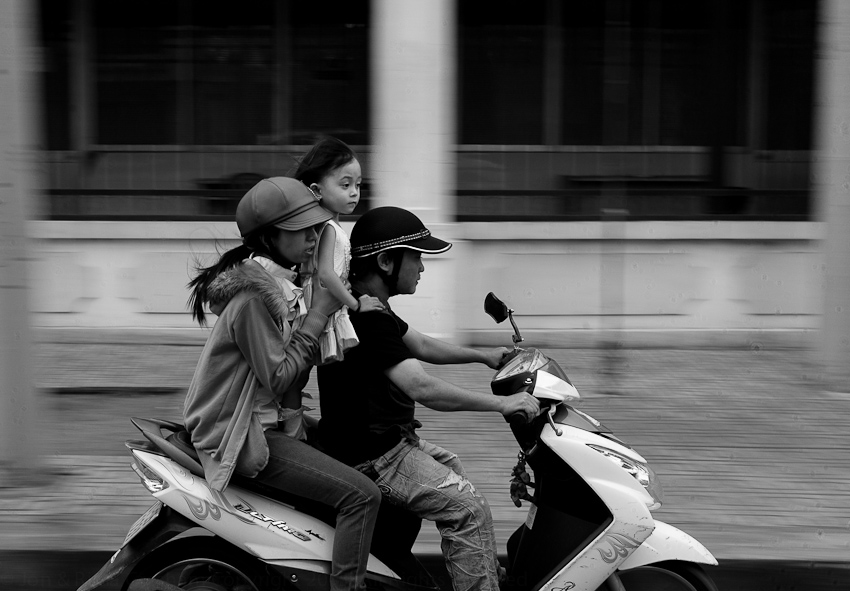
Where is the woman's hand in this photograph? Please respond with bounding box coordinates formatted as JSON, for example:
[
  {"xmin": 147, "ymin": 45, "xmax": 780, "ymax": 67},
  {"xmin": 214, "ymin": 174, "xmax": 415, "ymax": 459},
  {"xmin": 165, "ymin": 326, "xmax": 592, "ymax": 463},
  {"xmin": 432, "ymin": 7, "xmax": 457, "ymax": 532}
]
[
  {"xmin": 355, "ymin": 294, "xmax": 385, "ymax": 313},
  {"xmin": 310, "ymin": 278, "xmax": 344, "ymax": 317}
]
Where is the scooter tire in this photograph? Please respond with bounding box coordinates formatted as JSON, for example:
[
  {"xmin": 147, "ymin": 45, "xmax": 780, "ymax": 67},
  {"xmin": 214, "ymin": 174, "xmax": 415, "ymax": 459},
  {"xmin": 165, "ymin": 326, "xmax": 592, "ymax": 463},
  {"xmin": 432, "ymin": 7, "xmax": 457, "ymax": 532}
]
[
  {"xmin": 120, "ymin": 536, "xmax": 275, "ymax": 591},
  {"xmin": 604, "ymin": 561, "xmax": 719, "ymax": 591}
]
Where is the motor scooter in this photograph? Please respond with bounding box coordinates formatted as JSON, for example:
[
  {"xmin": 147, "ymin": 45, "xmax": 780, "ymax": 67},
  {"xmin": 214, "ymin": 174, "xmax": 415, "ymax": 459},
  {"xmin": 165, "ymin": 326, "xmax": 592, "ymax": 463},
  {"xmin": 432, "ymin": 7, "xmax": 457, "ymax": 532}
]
[{"xmin": 77, "ymin": 293, "xmax": 718, "ymax": 591}]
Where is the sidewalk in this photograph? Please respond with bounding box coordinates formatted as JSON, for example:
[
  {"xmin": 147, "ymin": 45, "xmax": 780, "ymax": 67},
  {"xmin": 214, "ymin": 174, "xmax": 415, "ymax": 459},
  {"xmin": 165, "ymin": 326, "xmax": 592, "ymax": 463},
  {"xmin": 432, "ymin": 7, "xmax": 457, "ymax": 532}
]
[{"xmin": 2, "ymin": 331, "xmax": 849, "ymax": 586}]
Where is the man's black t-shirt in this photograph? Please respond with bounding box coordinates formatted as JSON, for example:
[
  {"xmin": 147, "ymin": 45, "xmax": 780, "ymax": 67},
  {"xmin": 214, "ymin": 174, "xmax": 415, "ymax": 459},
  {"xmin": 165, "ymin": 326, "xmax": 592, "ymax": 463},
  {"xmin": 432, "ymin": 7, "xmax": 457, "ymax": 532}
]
[{"xmin": 317, "ymin": 304, "xmax": 416, "ymax": 466}]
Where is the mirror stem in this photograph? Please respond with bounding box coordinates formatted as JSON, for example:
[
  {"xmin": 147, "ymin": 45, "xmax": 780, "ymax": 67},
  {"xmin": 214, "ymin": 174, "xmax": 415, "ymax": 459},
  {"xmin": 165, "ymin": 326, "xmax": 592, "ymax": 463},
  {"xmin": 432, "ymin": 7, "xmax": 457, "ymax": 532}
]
[{"xmin": 508, "ymin": 310, "xmax": 524, "ymax": 347}]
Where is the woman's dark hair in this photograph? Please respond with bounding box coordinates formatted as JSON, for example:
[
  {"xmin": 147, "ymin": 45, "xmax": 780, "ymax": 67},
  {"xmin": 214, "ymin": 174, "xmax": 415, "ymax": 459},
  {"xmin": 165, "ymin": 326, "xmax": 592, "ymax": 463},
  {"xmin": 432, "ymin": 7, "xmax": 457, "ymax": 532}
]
[
  {"xmin": 187, "ymin": 228, "xmax": 280, "ymax": 326},
  {"xmin": 294, "ymin": 136, "xmax": 357, "ymax": 187}
]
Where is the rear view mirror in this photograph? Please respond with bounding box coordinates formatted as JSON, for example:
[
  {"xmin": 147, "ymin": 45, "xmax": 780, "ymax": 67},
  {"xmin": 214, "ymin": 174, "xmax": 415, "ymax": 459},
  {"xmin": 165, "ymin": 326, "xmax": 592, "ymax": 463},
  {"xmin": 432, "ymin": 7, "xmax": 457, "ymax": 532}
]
[
  {"xmin": 484, "ymin": 292, "xmax": 524, "ymax": 345},
  {"xmin": 484, "ymin": 292, "xmax": 509, "ymax": 323}
]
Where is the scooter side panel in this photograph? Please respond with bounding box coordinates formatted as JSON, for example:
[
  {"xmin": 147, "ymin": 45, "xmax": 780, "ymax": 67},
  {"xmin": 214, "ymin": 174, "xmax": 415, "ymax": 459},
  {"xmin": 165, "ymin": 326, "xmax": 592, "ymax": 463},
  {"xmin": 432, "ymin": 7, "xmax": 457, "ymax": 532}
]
[
  {"xmin": 534, "ymin": 427, "xmax": 657, "ymax": 591},
  {"xmin": 134, "ymin": 450, "xmax": 397, "ymax": 578},
  {"xmin": 138, "ymin": 450, "xmax": 336, "ymax": 560},
  {"xmin": 617, "ymin": 520, "xmax": 718, "ymax": 569}
]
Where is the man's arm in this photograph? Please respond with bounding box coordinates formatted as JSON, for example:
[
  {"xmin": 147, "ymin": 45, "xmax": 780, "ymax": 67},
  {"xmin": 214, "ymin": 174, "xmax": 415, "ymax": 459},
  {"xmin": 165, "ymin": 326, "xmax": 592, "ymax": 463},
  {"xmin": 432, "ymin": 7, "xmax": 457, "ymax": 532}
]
[
  {"xmin": 402, "ymin": 326, "xmax": 509, "ymax": 369},
  {"xmin": 385, "ymin": 357, "xmax": 539, "ymax": 419}
]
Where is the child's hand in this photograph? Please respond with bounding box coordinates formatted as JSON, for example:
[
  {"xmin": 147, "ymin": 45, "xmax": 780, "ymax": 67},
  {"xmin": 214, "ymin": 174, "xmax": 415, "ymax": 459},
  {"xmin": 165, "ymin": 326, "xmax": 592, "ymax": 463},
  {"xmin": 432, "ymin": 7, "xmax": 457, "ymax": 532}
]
[{"xmin": 355, "ymin": 294, "xmax": 385, "ymax": 313}]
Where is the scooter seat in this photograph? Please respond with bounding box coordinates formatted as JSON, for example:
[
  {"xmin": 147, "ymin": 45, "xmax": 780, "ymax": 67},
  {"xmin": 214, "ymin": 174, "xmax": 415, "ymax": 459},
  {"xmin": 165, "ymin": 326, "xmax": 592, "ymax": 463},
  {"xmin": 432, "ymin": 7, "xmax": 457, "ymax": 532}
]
[
  {"xmin": 131, "ymin": 417, "xmax": 205, "ymax": 477},
  {"xmin": 129, "ymin": 417, "xmax": 338, "ymax": 523}
]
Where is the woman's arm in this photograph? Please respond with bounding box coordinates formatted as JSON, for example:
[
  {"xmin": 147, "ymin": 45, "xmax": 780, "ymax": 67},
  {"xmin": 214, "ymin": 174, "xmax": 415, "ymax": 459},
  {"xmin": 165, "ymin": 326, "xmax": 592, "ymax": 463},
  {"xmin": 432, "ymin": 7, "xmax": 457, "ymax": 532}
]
[{"xmin": 232, "ymin": 295, "xmax": 327, "ymax": 408}]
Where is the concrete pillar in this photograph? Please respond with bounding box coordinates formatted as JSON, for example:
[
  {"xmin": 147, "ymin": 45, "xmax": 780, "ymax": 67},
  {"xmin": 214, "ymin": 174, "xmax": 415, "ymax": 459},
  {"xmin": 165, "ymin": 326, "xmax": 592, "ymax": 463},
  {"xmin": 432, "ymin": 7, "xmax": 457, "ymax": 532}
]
[
  {"xmin": 816, "ymin": 0, "xmax": 850, "ymax": 390},
  {"xmin": 370, "ymin": 0, "xmax": 455, "ymax": 224},
  {"xmin": 0, "ymin": 0, "xmax": 44, "ymax": 479},
  {"xmin": 370, "ymin": 0, "xmax": 459, "ymax": 338}
]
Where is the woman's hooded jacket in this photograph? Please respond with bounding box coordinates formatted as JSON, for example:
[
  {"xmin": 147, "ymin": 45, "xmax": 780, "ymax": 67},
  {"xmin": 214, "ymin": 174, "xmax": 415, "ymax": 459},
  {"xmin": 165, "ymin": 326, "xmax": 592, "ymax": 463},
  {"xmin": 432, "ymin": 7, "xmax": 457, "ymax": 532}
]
[{"xmin": 183, "ymin": 257, "xmax": 327, "ymax": 491}]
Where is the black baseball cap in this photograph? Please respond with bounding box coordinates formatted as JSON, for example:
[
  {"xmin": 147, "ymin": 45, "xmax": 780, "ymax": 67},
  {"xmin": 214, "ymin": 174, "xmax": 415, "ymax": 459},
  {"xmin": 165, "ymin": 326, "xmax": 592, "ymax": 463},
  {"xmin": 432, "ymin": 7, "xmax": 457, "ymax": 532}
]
[{"xmin": 350, "ymin": 206, "xmax": 452, "ymax": 258}]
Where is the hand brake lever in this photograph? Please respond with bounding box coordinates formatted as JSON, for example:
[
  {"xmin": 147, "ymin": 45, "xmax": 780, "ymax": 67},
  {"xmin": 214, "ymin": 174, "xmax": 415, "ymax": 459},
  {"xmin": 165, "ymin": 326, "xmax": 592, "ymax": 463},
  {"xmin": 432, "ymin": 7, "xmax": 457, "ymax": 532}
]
[{"xmin": 546, "ymin": 405, "xmax": 562, "ymax": 436}]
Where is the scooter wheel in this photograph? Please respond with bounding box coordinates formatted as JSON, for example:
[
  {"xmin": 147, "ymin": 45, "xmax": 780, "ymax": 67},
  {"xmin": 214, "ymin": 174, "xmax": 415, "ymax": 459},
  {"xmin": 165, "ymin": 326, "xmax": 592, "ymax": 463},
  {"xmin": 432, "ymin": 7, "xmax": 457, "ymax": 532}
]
[{"xmin": 121, "ymin": 537, "xmax": 272, "ymax": 591}]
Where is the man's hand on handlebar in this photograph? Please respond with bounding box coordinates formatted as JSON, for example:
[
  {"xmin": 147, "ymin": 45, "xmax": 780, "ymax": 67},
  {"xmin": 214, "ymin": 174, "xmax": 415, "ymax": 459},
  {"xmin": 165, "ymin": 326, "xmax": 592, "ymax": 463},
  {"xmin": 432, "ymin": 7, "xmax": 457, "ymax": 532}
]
[
  {"xmin": 484, "ymin": 347, "xmax": 518, "ymax": 370},
  {"xmin": 500, "ymin": 391, "xmax": 541, "ymax": 424}
]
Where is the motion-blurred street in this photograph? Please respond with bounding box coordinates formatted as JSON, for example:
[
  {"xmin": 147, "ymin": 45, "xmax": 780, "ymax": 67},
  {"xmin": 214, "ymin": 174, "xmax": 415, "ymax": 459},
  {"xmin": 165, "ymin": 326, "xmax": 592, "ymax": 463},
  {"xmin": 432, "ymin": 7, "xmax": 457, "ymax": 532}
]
[{"xmin": 1, "ymin": 331, "xmax": 848, "ymax": 589}]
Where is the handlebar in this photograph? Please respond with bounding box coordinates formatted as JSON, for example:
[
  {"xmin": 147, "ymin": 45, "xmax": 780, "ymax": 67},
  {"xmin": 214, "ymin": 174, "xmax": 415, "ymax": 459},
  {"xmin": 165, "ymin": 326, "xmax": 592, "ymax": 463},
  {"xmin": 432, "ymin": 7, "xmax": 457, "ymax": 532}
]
[
  {"xmin": 507, "ymin": 399, "xmax": 553, "ymax": 427},
  {"xmin": 508, "ymin": 411, "xmax": 531, "ymax": 427},
  {"xmin": 498, "ymin": 347, "xmax": 522, "ymax": 369}
]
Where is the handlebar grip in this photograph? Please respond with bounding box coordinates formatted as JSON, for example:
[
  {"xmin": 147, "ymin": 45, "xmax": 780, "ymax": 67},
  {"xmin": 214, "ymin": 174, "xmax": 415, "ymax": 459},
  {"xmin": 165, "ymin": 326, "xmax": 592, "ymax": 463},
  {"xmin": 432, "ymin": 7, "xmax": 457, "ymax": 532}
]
[
  {"xmin": 498, "ymin": 348, "xmax": 521, "ymax": 369},
  {"xmin": 508, "ymin": 411, "xmax": 530, "ymax": 427}
]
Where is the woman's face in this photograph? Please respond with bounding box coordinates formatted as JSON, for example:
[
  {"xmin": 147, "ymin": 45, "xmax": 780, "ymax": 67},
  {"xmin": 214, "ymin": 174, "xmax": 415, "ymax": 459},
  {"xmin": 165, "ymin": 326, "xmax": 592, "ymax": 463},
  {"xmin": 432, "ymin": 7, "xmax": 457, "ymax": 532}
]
[{"xmin": 271, "ymin": 224, "xmax": 321, "ymax": 266}]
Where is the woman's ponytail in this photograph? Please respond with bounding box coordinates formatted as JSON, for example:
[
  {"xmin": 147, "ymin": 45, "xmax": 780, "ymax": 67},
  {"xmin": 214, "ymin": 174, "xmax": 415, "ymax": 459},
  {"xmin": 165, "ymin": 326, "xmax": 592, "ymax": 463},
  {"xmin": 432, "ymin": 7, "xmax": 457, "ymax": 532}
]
[{"xmin": 187, "ymin": 243, "xmax": 252, "ymax": 326}]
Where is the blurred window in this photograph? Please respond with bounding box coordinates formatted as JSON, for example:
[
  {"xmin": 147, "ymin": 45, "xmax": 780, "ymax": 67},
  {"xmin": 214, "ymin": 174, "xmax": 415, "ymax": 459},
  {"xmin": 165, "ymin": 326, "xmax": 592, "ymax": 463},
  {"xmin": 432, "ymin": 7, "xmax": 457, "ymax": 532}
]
[
  {"xmin": 189, "ymin": 1, "xmax": 276, "ymax": 146},
  {"xmin": 39, "ymin": 0, "xmax": 72, "ymax": 150},
  {"xmin": 35, "ymin": 0, "xmax": 814, "ymax": 222},
  {"xmin": 765, "ymin": 0, "xmax": 816, "ymax": 150},
  {"xmin": 457, "ymin": 0, "xmax": 749, "ymax": 147},
  {"xmin": 559, "ymin": 2, "xmax": 606, "ymax": 145},
  {"xmin": 458, "ymin": 0, "xmax": 545, "ymax": 145},
  {"xmin": 290, "ymin": 1, "xmax": 370, "ymax": 146},
  {"xmin": 94, "ymin": 1, "xmax": 183, "ymax": 144},
  {"xmin": 91, "ymin": 0, "xmax": 368, "ymax": 146}
]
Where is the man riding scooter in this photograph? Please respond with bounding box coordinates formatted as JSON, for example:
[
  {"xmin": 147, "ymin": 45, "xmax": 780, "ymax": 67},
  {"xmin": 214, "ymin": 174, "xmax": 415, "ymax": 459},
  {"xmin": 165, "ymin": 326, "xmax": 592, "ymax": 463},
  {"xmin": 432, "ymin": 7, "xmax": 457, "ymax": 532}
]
[{"xmin": 317, "ymin": 206, "xmax": 540, "ymax": 591}]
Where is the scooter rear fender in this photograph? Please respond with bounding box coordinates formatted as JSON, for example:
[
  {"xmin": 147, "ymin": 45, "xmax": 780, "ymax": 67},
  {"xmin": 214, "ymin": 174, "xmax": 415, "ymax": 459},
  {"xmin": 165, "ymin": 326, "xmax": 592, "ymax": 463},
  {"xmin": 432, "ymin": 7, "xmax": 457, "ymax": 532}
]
[
  {"xmin": 77, "ymin": 503, "xmax": 196, "ymax": 591},
  {"xmin": 618, "ymin": 520, "xmax": 717, "ymax": 570}
]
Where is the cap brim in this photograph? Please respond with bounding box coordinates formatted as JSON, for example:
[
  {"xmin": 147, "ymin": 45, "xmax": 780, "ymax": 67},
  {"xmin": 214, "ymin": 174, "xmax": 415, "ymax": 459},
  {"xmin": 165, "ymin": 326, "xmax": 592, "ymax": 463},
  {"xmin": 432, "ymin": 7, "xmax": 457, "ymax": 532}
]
[
  {"xmin": 273, "ymin": 202, "xmax": 334, "ymax": 231},
  {"xmin": 408, "ymin": 235, "xmax": 452, "ymax": 254},
  {"xmin": 352, "ymin": 235, "xmax": 452, "ymax": 257}
]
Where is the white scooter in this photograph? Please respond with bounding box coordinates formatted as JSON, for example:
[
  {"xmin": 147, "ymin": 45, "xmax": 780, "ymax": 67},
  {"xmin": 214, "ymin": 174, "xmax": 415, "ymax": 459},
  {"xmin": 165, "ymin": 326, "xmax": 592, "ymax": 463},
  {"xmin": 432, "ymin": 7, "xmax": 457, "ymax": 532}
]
[{"xmin": 77, "ymin": 293, "xmax": 718, "ymax": 591}]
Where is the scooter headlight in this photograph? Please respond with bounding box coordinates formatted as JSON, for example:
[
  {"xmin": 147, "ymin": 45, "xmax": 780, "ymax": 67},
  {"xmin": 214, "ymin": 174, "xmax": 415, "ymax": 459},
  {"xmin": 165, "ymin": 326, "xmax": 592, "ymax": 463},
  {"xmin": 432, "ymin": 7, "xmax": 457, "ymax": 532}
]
[
  {"xmin": 497, "ymin": 349, "xmax": 548, "ymax": 379},
  {"xmin": 588, "ymin": 445, "xmax": 663, "ymax": 510}
]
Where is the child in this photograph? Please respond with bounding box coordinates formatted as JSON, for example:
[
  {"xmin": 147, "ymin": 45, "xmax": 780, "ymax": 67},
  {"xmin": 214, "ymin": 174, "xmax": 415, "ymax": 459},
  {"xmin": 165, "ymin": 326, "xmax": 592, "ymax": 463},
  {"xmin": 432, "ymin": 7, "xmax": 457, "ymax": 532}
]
[{"xmin": 295, "ymin": 137, "xmax": 384, "ymax": 363}]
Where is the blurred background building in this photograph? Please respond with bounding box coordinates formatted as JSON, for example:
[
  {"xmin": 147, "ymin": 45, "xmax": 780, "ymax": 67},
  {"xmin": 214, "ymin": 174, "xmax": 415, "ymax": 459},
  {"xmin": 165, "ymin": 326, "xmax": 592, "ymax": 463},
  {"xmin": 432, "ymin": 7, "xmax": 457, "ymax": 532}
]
[{"xmin": 9, "ymin": 0, "xmax": 840, "ymax": 348}]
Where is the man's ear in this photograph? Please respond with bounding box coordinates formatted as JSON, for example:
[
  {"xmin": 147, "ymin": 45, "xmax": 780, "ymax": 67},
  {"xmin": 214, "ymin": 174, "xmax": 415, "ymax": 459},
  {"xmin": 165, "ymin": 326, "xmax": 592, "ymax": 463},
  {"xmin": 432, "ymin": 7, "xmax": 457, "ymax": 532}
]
[{"xmin": 376, "ymin": 251, "xmax": 394, "ymax": 273}]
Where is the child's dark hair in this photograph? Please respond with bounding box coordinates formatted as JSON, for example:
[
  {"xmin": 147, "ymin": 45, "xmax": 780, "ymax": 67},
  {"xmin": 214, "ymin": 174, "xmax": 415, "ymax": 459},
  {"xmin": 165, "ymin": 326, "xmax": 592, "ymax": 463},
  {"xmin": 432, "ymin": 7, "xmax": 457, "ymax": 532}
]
[
  {"xmin": 187, "ymin": 228, "xmax": 278, "ymax": 326},
  {"xmin": 294, "ymin": 136, "xmax": 357, "ymax": 187}
]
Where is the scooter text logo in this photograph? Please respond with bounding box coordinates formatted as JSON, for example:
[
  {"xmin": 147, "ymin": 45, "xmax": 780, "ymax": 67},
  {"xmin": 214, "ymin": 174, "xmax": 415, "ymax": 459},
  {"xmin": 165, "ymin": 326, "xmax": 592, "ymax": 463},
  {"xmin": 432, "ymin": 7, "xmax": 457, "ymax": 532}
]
[
  {"xmin": 597, "ymin": 533, "xmax": 642, "ymax": 563},
  {"xmin": 233, "ymin": 504, "xmax": 312, "ymax": 542}
]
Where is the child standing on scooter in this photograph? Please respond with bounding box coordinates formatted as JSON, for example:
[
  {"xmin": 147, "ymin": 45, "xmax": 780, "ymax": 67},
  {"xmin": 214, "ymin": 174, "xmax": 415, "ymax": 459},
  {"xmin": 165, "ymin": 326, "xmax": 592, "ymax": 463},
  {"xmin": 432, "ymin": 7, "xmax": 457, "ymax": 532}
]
[{"xmin": 294, "ymin": 136, "xmax": 384, "ymax": 363}]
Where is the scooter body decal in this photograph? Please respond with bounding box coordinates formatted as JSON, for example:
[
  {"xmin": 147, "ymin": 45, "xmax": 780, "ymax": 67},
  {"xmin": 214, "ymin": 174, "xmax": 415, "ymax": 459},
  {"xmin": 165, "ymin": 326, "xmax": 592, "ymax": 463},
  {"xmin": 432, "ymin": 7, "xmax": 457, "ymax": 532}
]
[
  {"xmin": 182, "ymin": 494, "xmax": 221, "ymax": 521},
  {"xmin": 597, "ymin": 533, "xmax": 642, "ymax": 564}
]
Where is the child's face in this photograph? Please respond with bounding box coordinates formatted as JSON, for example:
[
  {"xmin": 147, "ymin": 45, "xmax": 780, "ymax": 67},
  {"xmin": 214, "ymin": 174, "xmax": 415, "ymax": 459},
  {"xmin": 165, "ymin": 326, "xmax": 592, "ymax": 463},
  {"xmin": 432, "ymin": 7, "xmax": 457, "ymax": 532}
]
[
  {"xmin": 312, "ymin": 158, "xmax": 362, "ymax": 216},
  {"xmin": 271, "ymin": 224, "xmax": 321, "ymax": 266}
]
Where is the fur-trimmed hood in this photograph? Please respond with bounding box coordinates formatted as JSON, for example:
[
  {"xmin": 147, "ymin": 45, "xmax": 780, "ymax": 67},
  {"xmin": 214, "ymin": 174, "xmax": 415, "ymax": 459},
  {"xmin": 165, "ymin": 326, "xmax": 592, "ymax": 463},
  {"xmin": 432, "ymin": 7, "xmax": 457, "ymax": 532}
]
[{"xmin": 206, "ymin": 260, "xmax": 294, "ymax": 323}]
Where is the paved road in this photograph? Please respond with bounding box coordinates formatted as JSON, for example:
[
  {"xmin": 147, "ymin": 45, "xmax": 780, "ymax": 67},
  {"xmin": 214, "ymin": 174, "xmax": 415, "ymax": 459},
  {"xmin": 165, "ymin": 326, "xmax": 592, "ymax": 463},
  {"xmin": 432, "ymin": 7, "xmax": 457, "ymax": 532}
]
[{"xmin": 1, "ymin": 331, "xmax": 849, "ymax": 589}]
